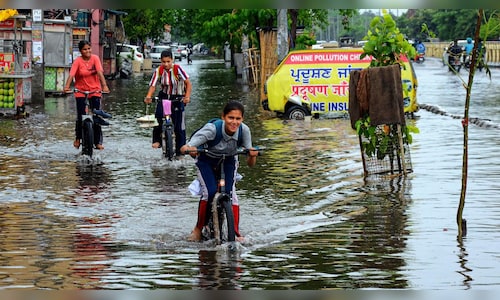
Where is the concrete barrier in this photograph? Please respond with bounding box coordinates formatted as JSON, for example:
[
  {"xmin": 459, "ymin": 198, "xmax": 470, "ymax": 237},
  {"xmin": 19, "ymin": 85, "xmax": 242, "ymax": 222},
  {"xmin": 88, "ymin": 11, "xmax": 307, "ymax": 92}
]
[
  {"xmin": 132, "ymin": 60, "xmax": 142, "ymax": 73},
  {"xmin": 142, "ymin": 58, "xmax": 152, "ymax": 71},
  {"xmin": 424, "ymin": 41, "xmax": 500, "ymax": 65}
]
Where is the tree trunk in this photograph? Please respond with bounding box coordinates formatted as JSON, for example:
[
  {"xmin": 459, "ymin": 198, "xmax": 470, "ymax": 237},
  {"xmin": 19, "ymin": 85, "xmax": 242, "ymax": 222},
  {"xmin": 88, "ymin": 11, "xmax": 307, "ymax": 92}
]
[
  {"xmin": 277, "ymin": 9, "xmax": 289, "ymax": 63},
  {"xmin": 457, "ymin": 9, "xmax": 483, "ymax": 238},
  {"xmin": 289, "ymin": 9, "xmax": 298, "ymax": 49}
]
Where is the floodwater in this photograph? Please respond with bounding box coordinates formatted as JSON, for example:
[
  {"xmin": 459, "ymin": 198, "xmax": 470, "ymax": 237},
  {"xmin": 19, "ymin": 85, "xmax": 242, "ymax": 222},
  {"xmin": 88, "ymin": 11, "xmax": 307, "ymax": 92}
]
[{"xmin": 0, "ymin": 57, "xmax": 499, "ymax": 290}]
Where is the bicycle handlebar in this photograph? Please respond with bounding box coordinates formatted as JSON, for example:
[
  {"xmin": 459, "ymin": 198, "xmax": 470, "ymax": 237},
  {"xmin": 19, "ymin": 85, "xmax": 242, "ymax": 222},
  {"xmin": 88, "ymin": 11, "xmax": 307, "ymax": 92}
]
[
  {"xmin": 153, "ymin": 95, "xmax": 184, "ymax": 102},
  {"xmin": 183, "ymin": 146, "xmax": 264, "ymax": 157},
  {"xmin": 72, "ymin": 88, "xmax": 109, "ymax": 95}
]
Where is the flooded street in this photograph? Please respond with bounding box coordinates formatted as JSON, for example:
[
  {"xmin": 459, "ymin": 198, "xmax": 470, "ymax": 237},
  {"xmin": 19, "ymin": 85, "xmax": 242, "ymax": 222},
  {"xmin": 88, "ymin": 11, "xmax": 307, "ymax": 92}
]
[{"xmin": 0, "ymin": 57, "xmax": 499, "ymax": 290}]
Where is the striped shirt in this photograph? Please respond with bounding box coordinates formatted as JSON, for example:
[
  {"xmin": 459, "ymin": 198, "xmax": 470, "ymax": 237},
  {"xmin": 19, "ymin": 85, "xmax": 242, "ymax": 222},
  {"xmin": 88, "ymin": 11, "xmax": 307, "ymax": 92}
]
[{"xmin": 148, "ymin": 64, "xmax": 189, "ymax": 95}]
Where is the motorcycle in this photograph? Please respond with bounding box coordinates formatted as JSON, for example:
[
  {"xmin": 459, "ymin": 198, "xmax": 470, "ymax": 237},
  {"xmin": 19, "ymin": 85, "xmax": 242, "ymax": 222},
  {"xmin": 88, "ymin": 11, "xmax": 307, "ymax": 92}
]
[
  {"xmin": 463, "ymin": 54, "xmax": 472, "ymax": 70},
  {"xmin": 448, "ymin": 54, "xmax": 462, "ymax": 72},
  {"xmin": 463, "ymin": 53, "xmax": 485, "ymax": 72},
  {"xmin": 415, "ymin": 52, "xmax": 425, "ymax": 64}
]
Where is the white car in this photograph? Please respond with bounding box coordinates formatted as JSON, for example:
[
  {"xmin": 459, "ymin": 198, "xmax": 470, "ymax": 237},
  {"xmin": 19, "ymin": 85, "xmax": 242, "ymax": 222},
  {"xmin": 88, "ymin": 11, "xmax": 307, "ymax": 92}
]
[
  {"xmin": 150, "ymin": 45, "xmax": 172, "ymax": 67},
  {"xmin": 178, "ymin": 45, "xmax": 188, "ymax": 58},
  {"xmin": 170, "ymin": 45, "xmax": 182, "ymax": 61},
  {"xmin": 117, "ymin": 44, "xmax": 144, "ymax": 64}
]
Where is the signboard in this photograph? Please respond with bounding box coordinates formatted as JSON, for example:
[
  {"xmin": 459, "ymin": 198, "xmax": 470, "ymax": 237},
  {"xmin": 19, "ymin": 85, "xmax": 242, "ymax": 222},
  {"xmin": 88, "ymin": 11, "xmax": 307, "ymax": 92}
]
[
  {"xmin": 32, "ymin": 23, "xmax": 43, "ymax": 64},
  {"xmin": 285, "ymin": 51, "xmax": 371, "ymax": 112},
  {"xmin": 265, "ymin": 48, "xmax": 417, "ymax": 115},
  {"xmin": 0, "ymin": 19, "xmax": 14, "ymax": 28},
  {"xmin": 32, "ymin": 9, "xmax": 42, "ymax": 22}
]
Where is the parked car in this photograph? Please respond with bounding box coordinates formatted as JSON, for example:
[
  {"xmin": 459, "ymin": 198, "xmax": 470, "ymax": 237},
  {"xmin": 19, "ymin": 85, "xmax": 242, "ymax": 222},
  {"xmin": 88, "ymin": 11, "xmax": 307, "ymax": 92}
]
[
  {"xmin": 170, "ymin": 45, "xmax": 182, "ymax": 61},
  {"xmin": 311, "ymin": 40, "xmax": 327, "ymax": 49},
  {"xmin": 357, "ymin": 40, "xmax": 368, "ymax": 47},
  {"xmin": 117, "ymin": 44, "xmax": 144, "ymax": 64},
  {"xmin": 178, "ymin": 45, "xmax": 188, "ymax": 58},
  {"xmin": 193, "ymin": 43, "xmax": 209, "ymax": 55},
  {"xmin": 150, "ymin": 45, "xmax": 172, "ymax": 67}
]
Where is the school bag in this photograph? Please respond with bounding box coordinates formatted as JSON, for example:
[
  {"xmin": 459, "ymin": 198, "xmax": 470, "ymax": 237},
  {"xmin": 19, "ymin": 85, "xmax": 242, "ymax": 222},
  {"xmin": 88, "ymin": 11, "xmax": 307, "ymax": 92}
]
[
  {"xmin": 158, "ymin": 64, "xmax": 181, "ymax": 80},
  {"xmin": 190, "ymin": 118, "xmax": 243, "ymax": 148}
]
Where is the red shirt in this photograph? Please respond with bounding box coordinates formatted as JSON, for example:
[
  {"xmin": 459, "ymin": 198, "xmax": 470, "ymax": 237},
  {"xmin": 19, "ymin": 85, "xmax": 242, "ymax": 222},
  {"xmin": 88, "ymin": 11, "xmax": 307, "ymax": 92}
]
[{"xmin": 69, "ymin": 54, "xmax": 104, "ymax": 98}]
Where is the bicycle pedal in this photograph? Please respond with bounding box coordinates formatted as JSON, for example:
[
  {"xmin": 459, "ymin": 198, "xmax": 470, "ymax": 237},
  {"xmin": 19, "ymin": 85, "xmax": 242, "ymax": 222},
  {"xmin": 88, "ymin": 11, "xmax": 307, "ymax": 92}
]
[
  {"xmin": 93, "ymin": 115, "xmax": 110, "ymax": 126},
  {"xmin": 93, "ymin": 109, "xmax": 112, "ymax": 118}
]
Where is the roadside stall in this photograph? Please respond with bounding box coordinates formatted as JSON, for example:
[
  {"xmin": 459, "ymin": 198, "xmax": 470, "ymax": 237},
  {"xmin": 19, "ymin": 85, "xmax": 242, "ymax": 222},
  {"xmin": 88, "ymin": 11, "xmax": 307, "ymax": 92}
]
[
  {"xmin": 43, "ymin": 17, "xmax": 72, "ymax": 94},
  {"xmin": 0, "ymin": 11, "xmax": 34, "ymax": 116}
]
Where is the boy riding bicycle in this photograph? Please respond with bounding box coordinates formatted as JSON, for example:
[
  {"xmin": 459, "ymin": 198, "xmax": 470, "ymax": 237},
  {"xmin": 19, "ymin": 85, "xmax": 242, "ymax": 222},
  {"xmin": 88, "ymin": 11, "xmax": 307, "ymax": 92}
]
[{"xmin": 144, "ymin": 49, "xmax": 192, "ymax": 155}]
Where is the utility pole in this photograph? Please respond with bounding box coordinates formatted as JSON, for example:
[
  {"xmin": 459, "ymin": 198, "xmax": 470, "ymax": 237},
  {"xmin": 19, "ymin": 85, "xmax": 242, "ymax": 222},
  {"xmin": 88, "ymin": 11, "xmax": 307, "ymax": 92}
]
[{"xmin": 277, "ymin": 9, "xmax": 288, "ymax": 64}]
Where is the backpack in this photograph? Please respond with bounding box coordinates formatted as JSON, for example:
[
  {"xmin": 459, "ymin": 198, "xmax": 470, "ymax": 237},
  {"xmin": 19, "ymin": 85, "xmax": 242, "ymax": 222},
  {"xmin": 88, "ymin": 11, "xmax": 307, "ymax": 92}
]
[
  {"xmin": 158, "ymin": 64, "xmax": 181, "ymax": 80},
  {"xmin": 190, "ymin": 118, "xmax": 243, "ymax": 148}
]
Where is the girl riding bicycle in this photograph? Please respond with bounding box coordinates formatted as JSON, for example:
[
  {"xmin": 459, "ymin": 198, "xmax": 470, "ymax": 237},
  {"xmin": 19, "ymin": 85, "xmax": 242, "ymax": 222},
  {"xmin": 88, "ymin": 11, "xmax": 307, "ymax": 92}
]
[
  {"xmin": 180, "ymin": 101, "xmax": 259, "ymax": 242},
  {"xmin": 64, "ymin": 40, "xmax": 110, "ymax": 150},
  {"xmin": 144, "ymin": 49, "xmax": 192, "ymax": 156}
]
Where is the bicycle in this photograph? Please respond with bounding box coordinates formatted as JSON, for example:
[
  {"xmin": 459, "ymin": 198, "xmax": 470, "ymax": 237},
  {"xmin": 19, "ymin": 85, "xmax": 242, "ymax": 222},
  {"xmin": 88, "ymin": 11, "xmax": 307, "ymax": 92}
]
[
  {"xmin": 72, "ymin": 88, "xmax": 112, "ymax": 158},
  {"xmin": 155, "ymin": 95, "xmax": 183, "ymax": 160},
  {"xmin": 185, "ymin": 146, "xmax": 263, "ymax": 246}
]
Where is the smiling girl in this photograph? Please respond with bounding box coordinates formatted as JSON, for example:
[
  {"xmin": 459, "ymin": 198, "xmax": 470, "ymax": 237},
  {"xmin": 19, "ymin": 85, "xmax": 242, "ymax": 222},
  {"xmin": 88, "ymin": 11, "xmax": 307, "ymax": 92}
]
[{"xmin": 180, "ymin": 101, "xmax": 259, "ymax": 242}]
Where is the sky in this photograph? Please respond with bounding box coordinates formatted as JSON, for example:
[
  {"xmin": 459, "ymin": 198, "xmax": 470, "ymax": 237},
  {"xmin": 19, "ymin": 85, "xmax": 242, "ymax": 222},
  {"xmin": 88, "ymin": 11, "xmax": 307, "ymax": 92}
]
[{"xmin": 359, "ymin": 9, "xmax": 408, "ymax": 17}]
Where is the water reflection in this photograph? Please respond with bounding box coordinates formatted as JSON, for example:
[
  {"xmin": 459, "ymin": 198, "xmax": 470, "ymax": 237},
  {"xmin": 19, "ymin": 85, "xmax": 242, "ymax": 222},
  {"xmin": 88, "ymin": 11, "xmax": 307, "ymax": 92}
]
[
  {"xmin": 196, "ymin": 249, "xmax": 243, "ymax": 290},
  {"xmin": 456, "ymin": 237, "xmax": 472, "ymax": 290},
  {"xmin": 238, "ymin": 174, "xmax": 411, "ymax": 289},
  {"xmin": 0, "ymin": 58, "xmax": 499, "ymax": 290},
  {"xmin": 70, "ymin": 231, "xmax": 114, "ymax": 289},
  {"xmin": 74, "ymin": 163, "xmax": 112, "ymax": 204}
]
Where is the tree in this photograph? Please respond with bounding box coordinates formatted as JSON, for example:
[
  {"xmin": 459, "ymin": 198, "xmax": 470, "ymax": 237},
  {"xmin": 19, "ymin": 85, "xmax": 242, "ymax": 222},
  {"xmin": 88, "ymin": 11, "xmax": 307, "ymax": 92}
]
[
  {"xmin": 121, "ymin": 9, "xmax": 333, "ymax": 55},
  {"xmin": 394, "ymin": 9, "xmax": 500, "ymax": 41}
]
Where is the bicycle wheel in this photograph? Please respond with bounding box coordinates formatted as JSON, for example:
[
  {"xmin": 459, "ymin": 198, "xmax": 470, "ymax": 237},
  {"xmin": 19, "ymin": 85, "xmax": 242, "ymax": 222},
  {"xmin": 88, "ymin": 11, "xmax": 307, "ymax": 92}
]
[
  {"xmin": 162, "ymin": 126, "xmax": 175, "ymax": 160},
  {"xmin": 82, "ymin": 119, "xmax": 94, "ymax": 157},
  {"xmin": 212, "ymin": 192, "xmax": 235, "ymax": 245}
]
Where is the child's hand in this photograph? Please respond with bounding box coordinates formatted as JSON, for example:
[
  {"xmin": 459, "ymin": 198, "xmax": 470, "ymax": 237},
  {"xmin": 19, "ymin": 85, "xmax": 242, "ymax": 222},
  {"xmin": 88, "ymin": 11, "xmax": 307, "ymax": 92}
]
[
  {"xmin": 181, "ymin": 145, "xmax": 198, "ymax": 158},
  {"xmin": 248, "ymin": 148, "xmax": 259, "ymax": 157}
]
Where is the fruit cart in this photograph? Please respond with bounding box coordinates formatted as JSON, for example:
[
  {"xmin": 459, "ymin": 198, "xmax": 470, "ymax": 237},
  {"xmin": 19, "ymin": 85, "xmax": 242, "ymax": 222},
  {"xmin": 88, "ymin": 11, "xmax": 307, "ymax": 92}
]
[{"xmin": 0, "ymin": 13, "xmax": 33, "ymax": 116}]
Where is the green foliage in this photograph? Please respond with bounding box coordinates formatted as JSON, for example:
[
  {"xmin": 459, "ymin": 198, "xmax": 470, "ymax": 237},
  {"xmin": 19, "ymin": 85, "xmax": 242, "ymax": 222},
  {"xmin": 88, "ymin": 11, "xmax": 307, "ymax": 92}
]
[
  {"xmin": 480, "ymin": 10, "xmax": 500, "ymax": 42},
  {"xmin": 360, "ymin": 11, "xmax": 415, "ymax": 68},
  {"xmin": 421, "ymin": 23, "xmax": 436, "ymax": 38},
  {"xmin": 355, "ymin": 117, "xmax": 419, "ymax": 160},
  {"xmin": 294, "ymin": 31, "xmax": 316, "ymax": 50},
  {"xmin": 393, "ymin": 9, "xmax": 500, "ymax": 42},
  {"xmin": 121, "ymin": 9, "xmax": 167, "ymax": 44},
  {"xmin": 297, "ymin": 9, "xmax": 330, "ymax": 29},
  {"xmin": 120, "ymin": 9, "xmax": 332, "ymax": 55},
  {"xmin": 433, "ymin": 9, "xmax": 478, "ymax": 41},
  {"xmin": 355, "ymin": 116, "xmax": 379, "ymax": 158}
]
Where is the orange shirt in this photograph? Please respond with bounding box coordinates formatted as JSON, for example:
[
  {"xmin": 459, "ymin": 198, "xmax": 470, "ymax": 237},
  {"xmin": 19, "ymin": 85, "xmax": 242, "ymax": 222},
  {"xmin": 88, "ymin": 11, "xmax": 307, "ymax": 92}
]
[{"xmin": 69, "ymin": 54, "xmax": 104, "ymax": 97}]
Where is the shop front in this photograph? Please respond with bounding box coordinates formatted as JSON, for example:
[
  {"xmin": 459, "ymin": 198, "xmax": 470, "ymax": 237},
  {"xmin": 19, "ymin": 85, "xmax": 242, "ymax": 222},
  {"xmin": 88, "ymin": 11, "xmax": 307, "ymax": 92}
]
[{"xmin": 0, "ymin": 13, "xmax": 33, "ymax": 116}]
